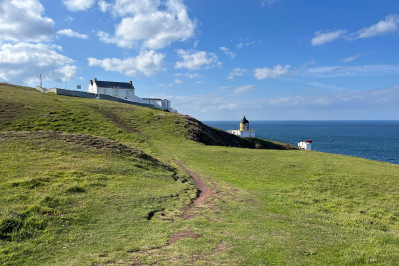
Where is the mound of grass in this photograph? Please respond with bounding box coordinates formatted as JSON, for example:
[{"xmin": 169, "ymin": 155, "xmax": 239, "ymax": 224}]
[
  {"xmin": 1, "ymin": 83, "xmax": 399, "ymax": 265},
  {"xmin": 0, "ymin": 132, "xmax": 196, "ymax": 265}
]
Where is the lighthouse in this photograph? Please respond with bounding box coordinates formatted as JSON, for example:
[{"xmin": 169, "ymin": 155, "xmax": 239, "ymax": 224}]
[{"xmin": 227, "ymin": 116, "xmax": 256, "ymax": 138}]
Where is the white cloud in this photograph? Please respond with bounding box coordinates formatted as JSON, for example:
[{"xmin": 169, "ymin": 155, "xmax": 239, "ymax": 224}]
[
  {"xmin": 236, "ymin": 40, "xmax": 256, "ymax": 48},
  {"xmin": 263, "ymin": 86, "xmax": 399, "ymax": 109},
  {"xmin": 88, "ymin": 50, "xmax": 165, "ymax": 77},
  {"xmin": 311, "ymin": 15, "xmax": 399, "ymax": 46},
  {"xmin": 261, "ymin": 0, "xmax": 278, "ymax": 7},
  {"xmin": 0, "ymin": 0, "xmax": 54, "ymax": 42},
  {"xmin": 219, "ymin": 47, "xmax": 236, "ymax": 58},
  {"xmin": 63, "ymin": 0, "xmax": 96, "ymax": 11},
  {"xmin": 232, "ymin": 84, "xmax": 256, "ymax": 95},
  {"xmin": 175, "ymin": 73, "xmax": 204, "ymax": 79},
  {"xmin": 98, "ymin": 0, "xmax": 110, "ymax": 12},
  {"xmin": 356, "ymin": 14, "xmax": 399, "ymax": 39},
  {"xmin": 98, "ymin": 0, "xmax": 196, "ymax": 49},
  {"xmin": 57, "ymin": 29, "xmax": 88, "ymax": 39},
  {"xmin": 342, "ymin": 54, "xmax": 362, "ymax": 63},
  {"xmin": 185, "ymin": 73, "xmax": 203, "ymax": 79},
  {"xmin": 301, "ymin": 64, "xmax": 399, "ymax": 77},
  {"xmin": 169, "ymin": 85, "xmax": 399, "ymax": 120},
  {"xmin": 175, "ymin": 49, "xmax": 221, "ymax": 70},
  {"xmin": 0, "ymin": 42, "xmax": 76, "ymax": 85},
  {"xmin": 254, "ymin": 65, "xmax": 290, "ymax": 79},
  {"xmin": 311, "ymin": 30, "xmax": 346, "ymax": 46},
  {"xmin": 227, "ymin": 68, "xmax": 247, "ymax": 80}
]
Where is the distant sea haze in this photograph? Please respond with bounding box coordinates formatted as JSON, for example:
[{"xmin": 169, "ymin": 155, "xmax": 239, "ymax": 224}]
[{"xmin": 203, "ymin": 120, "xmax": 399, "ymax": 165}]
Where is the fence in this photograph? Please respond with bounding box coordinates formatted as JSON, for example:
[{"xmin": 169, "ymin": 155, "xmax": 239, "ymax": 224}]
[{"xmin": 54, "ymin": 88, "xmax": 154, "ymax": 108}]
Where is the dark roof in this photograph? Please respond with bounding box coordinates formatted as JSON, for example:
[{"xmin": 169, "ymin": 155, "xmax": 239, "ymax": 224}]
[
  {"xmin": 95, "ymin": 80, "xmax": 133, "ymax": 89},
  {"xmin": 241, "ymin": 116, "xmax": 249, "ymax": 124}
]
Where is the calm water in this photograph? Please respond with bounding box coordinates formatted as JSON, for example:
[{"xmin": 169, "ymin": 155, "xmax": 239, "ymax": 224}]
[{"xmin": 203, "ymin": 121, "xmax": 399, "ymax": 165}]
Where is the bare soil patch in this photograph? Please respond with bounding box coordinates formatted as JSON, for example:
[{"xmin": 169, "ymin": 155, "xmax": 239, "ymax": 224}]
[{"xmin": 167, "ymin": 231, "xmax": 199, "ymax": 245}]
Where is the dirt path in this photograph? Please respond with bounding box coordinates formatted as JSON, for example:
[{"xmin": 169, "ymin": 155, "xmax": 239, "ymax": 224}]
[{"xmin": 174, "ymin": 159, "xmax": 215, "ymax": 219}]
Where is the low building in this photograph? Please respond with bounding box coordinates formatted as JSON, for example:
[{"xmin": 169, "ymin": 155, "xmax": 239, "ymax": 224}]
[
  {"xmin": 298, "ymin": 140, "xmax": 312, "ymax": 150},
  {"xmin": 227, "ymin": 116, "xmax": 256, "ymax": 138},
  {"xmin": 142, "ymin": 98, "xmax": 177, "ymax": 113},
  {"xmin": 88, "ymin": 78, "xmax": 176, "ymax": 112}
]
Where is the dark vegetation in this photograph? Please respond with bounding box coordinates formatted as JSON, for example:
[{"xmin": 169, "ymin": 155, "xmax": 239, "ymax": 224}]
[{"xmin": 184, "ymin": 115, "xmax": 297, "ymax": 149}]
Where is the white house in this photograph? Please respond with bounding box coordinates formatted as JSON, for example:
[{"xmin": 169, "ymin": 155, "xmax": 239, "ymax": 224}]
[
  {"xmin": 88, "ymin": 78, "xmax": 147, "ymax": 104},
  {"xmin": 88, "ymin": 78, "xmax": 176, "ymax": 112},
  {"xmin": 298, "ymin": 140, "xmax": 312, "ymax": 150},
  {"xmin": 227, "ymin": 116, "xmax": 256, "ymax": 138}
]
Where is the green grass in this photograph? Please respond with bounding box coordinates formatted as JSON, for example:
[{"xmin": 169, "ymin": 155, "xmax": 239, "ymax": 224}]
[
  {"xmin": 0, "ymin": 132, "xmax": 195, "ymax": 265},
  {"xmin": 1, "ymin": 83, "xmax": 399, "ymax": 264}
]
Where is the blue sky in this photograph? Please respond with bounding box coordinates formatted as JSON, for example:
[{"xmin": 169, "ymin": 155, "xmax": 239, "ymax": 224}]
[{"xmin": 0, "ymin": 0, "xmax": 398, "ymax": 120}]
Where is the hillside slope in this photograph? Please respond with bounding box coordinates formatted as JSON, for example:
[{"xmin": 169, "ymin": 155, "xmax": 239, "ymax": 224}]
[
  {"xmin": 0, "ymin": 82, "xmax": 296, "ymax": 151},
  {"xmin": 1, "ymin": 83, "xmax": 399, "ymax": 265}
]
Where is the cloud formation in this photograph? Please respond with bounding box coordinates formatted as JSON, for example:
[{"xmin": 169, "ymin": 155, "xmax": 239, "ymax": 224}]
[
  {"xmin": 342, "ymin": 54, "xmax": 362, "ymax": 63},
  {"xmin": 0, "ymin": 42, "xmax": 76, "ymax": 84},
  {"xmin": 175, "ymin": 49, "xmax": 221, "ymax": 70},
  {"xmin": 301, "ymin": 64, "xmax": 399, "ymax": 77},
  {"xmin": 312, "ymin": 14, "xmax": 399, "ymax": 46},
  {"xmin": 232, "ymin": 84, "xmax": 256, "ymax": 95},
  {"xmin": 227, "ymin": 68, "xmax": 247, "ymax": 80},
  {"xmin": 357, "ymin": 14, "xmax": 399, "ymax": 39},
  {"xmin": 254, "ymin": 65, "xmax": 290, "ymax": 79},
  {"xmin": 219, "ymin": 47, "xmax": 236, "ymax": 58},
  {"xmin": 311, "ymin": 30, "xmax": 346, "ymax": 46},
  {"xmin": 63, "ymin": 0, "xmax": 96, "ymax": 11},
  {"xmin": 98, "ymin": 0, "xmax": 196, "ymax": 49},
  {"xmin": 57, "ymin": 29, "xmax": 88, "ymax": 39},
  {"xmin": 261, "ymin": 0, "xmax": 278, "ymax": 7},
  {"xmin": 172, "ymin": 85, "xmax": 399, "ymax": 120},
  {"xmin": 88, "ymin": 50, "xmax": 165, "ymax": 77},
  {"xmin": 0, "ymin": 0, "xmax": 54, "ymax": 42}
]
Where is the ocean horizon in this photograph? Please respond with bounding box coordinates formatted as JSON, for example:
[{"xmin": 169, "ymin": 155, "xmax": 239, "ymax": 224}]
[{"xmin": 203, "ymin": 120, "xmax": 399, "ymax": 165}]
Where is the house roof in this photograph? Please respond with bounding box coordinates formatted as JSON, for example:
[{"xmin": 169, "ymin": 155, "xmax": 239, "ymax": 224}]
[{"xmin": 95, "ymin": 80, "xmax": 134, "ymax": 89}]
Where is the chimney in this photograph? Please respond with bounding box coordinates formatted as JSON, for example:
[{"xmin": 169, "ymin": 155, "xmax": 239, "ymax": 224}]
[
  {"xmin": 129, "ymin": 81, "xmax": 135, "ymax": 90},
  {"xmin": 94, "ymin": 78, "xmax": 97, "ymax": 83},
  {"xmin": 90, "ymin": 80, "xmax": 93, "ymax": 85}
]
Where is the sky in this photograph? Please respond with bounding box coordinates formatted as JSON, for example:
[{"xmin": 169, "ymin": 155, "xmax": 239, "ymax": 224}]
[{"xmin": 0, "ymin": 0, "xmax": 399, "ymax": 120}]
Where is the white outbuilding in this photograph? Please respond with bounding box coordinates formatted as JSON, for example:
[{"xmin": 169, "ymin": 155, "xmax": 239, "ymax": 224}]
[{"xmin": 298, "ymin": 140, "xmax": 312, "ymax": 150}]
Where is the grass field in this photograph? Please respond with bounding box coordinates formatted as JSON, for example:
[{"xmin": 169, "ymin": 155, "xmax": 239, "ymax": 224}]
[{"xmin": 1, "ymin": 83, "xmax": 399, "ymax": 265}]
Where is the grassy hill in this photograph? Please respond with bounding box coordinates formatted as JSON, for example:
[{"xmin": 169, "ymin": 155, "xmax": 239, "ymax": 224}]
[{"xmin": 1, "ymin": 83, "xmax": 399, "ymax": 265}]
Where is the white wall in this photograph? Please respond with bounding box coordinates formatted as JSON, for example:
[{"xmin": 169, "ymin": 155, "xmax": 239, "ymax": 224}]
[
  {"xmin": 229, "ymin": 130, "xmax": 256, "ymax": 138},
  {"xmin": 88, "ymin": 82, "xmax": 98, "ymax": 93},
  {"xmin": 298, "ymin": 142, "xmax": 311, "ymax": 150}
]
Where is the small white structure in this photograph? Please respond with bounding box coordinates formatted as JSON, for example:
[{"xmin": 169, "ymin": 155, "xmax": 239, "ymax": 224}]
[
  {"xmin": 227, "ymin": 116, "xmax": 256, "ymax": 138},
  {"xmin": 142, "ymin": 98, "xmax": 177, "ymax": 113},
  {"xmin": 88, "ymin": 78, "xmax": 176, "ymax": 112},
  {"xmin": 298, "ymin": 140, "xmax": 312, "ymax": 150}
]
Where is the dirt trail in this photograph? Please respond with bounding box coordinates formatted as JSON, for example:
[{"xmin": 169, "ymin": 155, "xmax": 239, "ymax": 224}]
[{"xmin": 174, "ymin": 159, "xmax": 213, "ymax": 207}]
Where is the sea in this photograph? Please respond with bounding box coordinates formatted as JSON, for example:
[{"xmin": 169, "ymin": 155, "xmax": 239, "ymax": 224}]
[{"xmin": 202, "ymin": 120, "xmax": 399, "ymax": 165}]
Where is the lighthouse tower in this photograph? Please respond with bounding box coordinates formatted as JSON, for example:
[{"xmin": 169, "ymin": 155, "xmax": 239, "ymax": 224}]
[
  {"xmin": 240, "ymin": 116, "xmax": 249, "ymax": 130},
  {"xmin": 228, "ymin": 116, "xmax": 256, "ymax": 138}
]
